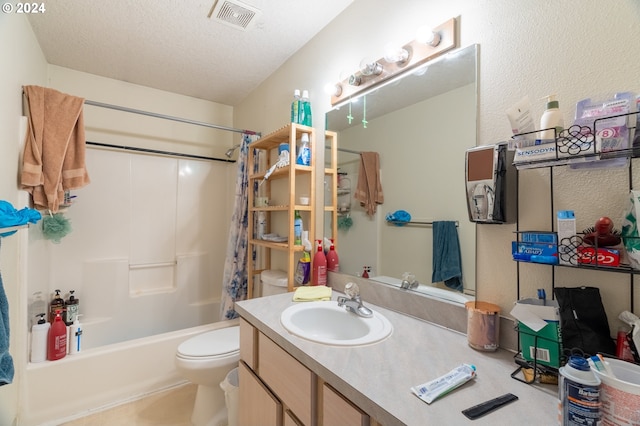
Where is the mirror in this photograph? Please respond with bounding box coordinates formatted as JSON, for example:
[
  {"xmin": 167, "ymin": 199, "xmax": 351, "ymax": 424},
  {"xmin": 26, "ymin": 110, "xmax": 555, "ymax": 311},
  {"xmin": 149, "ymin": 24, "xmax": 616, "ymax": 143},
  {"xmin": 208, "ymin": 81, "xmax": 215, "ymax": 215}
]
[{"xmin": 325, "ymin": 44, "xmax": 478, "ymax": 297}]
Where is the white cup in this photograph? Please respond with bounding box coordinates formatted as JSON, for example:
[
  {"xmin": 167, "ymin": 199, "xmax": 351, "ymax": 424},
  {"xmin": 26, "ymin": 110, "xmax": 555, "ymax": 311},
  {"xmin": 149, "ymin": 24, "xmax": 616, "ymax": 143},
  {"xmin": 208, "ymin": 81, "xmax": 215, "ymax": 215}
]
[{"xmin": 299, "ymin": 196, "xmax": 310, "ymax": 205}]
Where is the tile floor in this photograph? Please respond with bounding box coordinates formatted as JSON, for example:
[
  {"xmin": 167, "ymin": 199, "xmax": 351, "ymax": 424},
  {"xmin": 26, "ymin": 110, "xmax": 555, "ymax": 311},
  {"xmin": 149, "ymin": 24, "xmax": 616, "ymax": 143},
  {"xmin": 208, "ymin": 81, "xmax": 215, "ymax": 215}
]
[{"xmin": 60, "ymin": 383, "xmax": 196, "ymax": 426}]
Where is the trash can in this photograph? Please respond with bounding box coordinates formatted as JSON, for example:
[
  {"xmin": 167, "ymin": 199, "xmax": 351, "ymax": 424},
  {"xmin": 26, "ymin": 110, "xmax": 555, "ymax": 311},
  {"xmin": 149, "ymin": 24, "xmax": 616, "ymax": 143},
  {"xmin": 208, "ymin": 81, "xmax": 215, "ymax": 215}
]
[{"xmin": 220, "ymin": 367, "xmax": 239, "ymax": 426}]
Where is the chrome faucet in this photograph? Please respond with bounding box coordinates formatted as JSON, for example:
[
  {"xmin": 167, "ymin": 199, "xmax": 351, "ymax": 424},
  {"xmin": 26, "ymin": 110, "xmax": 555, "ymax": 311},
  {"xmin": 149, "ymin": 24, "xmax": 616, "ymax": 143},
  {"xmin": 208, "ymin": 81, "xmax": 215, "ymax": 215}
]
[
  {"xmin": 337, "ymin": 282, "xmax": 373, "ymax": 318},
  {"xmin": 400, "ymin": 272, "xmax": 419, "ymax": 290}
]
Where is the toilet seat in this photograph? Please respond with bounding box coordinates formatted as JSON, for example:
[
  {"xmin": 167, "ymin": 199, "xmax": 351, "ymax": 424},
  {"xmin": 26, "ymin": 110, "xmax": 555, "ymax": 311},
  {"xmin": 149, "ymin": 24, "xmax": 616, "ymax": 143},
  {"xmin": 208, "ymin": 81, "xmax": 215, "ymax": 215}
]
[{"xmin": 176, "ymin": 326, "xmax": 240, "ymax": 360}]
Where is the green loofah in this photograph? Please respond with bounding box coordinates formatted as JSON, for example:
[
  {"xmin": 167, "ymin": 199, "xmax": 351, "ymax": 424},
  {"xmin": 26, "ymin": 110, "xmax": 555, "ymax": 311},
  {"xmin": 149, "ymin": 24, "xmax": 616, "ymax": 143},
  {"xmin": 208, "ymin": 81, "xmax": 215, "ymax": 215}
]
[
  {"xmin": 42, "ymin": 213, "xmax": 72, "ymax": 243},
  {"xmin": 338, "ymin": 215, "xmax": 353, "ymax": 230}
]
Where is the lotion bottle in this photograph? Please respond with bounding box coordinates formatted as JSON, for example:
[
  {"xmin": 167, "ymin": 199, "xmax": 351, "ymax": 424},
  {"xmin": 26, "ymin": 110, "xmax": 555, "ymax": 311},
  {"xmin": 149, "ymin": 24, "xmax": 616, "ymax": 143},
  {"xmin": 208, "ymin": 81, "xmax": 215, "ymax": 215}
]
[
  {"xmin": 539, "ymin": 94, "xmax": 564, "ymax": 141},
  {"xmin": 312, "ymin": 240, "xmax": 327, "ymax": 286},
  {"xmin": 326, "ymin": 240, "xmax": 339, "ymax": 272},
  {"xmin": 47, "ymin": 309, "xmax": 67, "ymax": 361},
  {"xmin": 68, "ymin": 315, "xmax": 82, "ymax": 355},
  {"xmin": 30, "ymin": 313, "xmax": 49, "ymax": 363}
]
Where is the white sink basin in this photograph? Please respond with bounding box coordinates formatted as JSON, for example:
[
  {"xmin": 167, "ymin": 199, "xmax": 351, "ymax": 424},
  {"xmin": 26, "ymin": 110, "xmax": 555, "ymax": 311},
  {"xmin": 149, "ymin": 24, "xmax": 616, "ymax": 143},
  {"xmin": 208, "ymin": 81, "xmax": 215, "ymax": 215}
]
[{"xmin": 280, "ymin": 300, "xmax": 393, "ymax": 346}]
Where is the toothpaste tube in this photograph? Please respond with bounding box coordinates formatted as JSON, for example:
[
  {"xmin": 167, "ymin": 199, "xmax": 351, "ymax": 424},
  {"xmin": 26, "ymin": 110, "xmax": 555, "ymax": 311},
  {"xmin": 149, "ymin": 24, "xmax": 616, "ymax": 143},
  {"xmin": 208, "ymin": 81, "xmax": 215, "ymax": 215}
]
[{"xmin": 411, "ymin": 364, "xmax": 477, "ymax": 404}]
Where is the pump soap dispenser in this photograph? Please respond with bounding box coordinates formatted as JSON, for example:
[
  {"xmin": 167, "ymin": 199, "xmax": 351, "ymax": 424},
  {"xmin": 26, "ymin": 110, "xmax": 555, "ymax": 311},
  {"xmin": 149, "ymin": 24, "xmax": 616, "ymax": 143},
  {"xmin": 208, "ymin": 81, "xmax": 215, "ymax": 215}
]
[{"xmin": 539, "ymin": 94, "xmax": 564, "ymax": 141}]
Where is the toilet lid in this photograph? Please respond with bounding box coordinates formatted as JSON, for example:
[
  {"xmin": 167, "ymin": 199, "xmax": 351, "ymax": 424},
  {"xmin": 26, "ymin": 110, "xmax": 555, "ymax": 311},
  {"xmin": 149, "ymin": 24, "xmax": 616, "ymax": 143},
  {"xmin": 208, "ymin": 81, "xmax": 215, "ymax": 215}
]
[{"xmin": 177, "ymin": 326, "xmax": 240, "ymax": 358}]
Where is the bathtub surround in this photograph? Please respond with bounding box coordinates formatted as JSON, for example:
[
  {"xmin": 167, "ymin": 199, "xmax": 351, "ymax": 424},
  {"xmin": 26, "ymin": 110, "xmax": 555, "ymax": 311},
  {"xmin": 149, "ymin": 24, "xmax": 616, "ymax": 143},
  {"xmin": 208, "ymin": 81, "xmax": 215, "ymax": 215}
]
[{"xmin": 221, "ymin": 133, "xmax": 258, "ymax": 320}]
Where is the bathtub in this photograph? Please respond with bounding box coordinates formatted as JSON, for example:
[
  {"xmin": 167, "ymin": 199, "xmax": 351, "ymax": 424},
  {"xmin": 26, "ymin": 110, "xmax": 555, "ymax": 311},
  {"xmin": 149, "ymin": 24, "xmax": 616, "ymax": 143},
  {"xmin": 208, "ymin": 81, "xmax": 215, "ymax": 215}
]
[
  {"xmin": 20, "ymin": 316, "xmax": 238, "ymax": 426},
  {"xmin": 371, "ymin": 275, "xmax": 474, "ymax": 305}
]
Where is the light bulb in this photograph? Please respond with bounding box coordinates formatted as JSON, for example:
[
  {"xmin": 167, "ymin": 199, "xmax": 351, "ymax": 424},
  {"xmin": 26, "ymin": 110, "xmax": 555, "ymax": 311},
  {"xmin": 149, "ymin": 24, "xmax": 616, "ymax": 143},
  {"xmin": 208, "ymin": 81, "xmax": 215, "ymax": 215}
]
[
  {"xmin": 383, "ymin": 43, "xmax": 410, "ymax": 64},
  {"xmin": 359, "ymin": 57, "xmax": 383, "ymax": 76},
  {"xmin": 415, "ymin": 26, "xmax": 441, "ymax": 46},
  {"xmin": 324, "ymin": 82, "xmax": 342, "ymax": 97}
]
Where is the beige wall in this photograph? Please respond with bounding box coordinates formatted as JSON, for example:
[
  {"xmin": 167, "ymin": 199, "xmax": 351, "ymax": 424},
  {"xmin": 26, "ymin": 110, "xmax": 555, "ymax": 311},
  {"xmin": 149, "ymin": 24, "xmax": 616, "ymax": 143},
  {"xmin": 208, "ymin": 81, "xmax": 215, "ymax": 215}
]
[
  {"xmin": 235, "ymin": 0, "xmax": 640, "ymax": 330},
  {"xmin": 0, "ymin": 13, "xmax": 47, "ymax": 426}
]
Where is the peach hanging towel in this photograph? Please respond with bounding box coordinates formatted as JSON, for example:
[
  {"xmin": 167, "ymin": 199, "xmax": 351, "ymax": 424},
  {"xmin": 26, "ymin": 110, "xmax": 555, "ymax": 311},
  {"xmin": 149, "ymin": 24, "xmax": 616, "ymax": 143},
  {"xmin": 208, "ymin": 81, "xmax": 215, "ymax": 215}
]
[
  {"xmin": 354, "ymin": 152, "xmax": 384, "ymax": 217},
  {"xmin": 21, "ymin": 85, "xmax": 90, "ymax": 212}
]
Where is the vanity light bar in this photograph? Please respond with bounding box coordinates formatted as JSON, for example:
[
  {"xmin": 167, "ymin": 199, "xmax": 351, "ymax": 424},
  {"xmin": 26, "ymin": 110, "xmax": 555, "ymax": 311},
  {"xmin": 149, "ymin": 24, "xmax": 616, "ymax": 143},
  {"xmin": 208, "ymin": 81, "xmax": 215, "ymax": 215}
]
[{"xmin": 330, "ymin": 17, "xmax": 458, "ymax": 106}]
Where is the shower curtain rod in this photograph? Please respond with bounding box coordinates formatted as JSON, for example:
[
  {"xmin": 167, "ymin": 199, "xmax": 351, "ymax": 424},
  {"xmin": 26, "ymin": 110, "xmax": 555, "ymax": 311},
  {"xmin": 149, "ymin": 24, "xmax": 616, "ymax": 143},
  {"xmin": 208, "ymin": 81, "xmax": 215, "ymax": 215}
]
[
  {"xmin": 326, "ymin": 146, "xmax": 361, "ymax": 155},
  {"xmin": 83, "ymin": 100, "xmax": 259, "ymax": 135},
  {"xmin": 86, "ymin": 140, "xmax": 234, "ymax": 163}
]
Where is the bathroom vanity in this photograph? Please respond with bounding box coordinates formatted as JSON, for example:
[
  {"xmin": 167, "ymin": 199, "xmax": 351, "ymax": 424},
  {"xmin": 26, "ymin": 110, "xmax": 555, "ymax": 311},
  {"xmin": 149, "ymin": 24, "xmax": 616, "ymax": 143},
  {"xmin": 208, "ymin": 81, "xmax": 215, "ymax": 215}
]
[{"xmin": 235, "ymin": 292, "xmax": 558, "ymax": 425}]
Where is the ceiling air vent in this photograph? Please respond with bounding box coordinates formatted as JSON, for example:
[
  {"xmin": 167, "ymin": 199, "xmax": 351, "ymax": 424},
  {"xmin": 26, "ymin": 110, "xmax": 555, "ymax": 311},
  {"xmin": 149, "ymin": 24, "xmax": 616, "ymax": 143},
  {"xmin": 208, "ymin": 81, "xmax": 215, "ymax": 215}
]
[{"xmin": 208, "ymin": 0, "xmax": 262, "ymax": 31}]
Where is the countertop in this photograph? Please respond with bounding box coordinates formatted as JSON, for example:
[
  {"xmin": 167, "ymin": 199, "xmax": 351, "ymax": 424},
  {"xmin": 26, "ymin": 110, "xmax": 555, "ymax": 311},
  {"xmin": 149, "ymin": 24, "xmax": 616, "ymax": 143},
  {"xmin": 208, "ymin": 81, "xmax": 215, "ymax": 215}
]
[{"xmin": 236, "ymin": 292, "xmax": 558, "ymax": 426}]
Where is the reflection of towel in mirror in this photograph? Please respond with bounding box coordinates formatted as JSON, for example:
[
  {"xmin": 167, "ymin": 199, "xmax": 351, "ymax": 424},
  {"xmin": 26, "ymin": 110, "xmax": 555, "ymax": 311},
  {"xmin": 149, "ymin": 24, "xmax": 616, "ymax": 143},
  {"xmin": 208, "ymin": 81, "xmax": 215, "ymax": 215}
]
[
  {"xmin": 354, "ymin": 152, "xmax": 384, "ymax": 217},
  {"xmin": 432, "ymin": 221, "xmax": 463, "ymax": 292},
  {"xmin": 0, "ymin": 242, "xmax": 14, "ymax": 385},
  {"xmin": 21, "ymin": 85, "xmax": 90, "ymax": 213}
]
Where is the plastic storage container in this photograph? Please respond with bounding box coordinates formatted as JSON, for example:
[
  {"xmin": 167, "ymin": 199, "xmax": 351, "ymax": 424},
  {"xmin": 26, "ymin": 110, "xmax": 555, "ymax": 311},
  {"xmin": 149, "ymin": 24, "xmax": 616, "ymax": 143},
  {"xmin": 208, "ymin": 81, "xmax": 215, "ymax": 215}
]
[
  {"xmin": 592, "ymin": 357, "xmax": 640, "ymax": 425},
  {"xmin": 260, "ymin": 270, "xmax": 288, "ymax": 297},
  {"xmin": 465, "ymin": 301, "xmax": 500, "ymax": 351}
]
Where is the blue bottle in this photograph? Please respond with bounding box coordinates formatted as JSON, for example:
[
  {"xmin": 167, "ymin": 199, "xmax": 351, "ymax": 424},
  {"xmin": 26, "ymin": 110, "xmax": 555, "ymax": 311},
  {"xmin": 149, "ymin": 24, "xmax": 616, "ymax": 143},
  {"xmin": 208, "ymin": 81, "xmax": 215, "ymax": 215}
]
[{"xmin": 296, "ymin": 133, "xmax": 311, "ymax": 166}]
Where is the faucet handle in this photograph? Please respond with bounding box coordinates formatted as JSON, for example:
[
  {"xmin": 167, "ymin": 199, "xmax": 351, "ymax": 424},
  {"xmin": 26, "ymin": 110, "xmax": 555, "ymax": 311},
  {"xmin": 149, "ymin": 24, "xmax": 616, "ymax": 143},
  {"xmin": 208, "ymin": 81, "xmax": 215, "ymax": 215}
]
[{"xmin": 344, "ymin": 282, "xmax": 360, "ymax": 299}]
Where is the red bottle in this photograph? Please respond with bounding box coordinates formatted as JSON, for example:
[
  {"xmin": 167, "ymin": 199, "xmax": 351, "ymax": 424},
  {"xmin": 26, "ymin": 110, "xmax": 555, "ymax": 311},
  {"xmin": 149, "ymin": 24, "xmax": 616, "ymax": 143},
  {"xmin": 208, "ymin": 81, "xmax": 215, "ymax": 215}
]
[
  {"xmin": 312, "ymin": 240, "xmax": 327, "ymax": 286},
  {"xmin": 47, "ymin": 309, "xmax": 67, "ymax": 361},
  {"xmin": 326, "ymin": 240, "xmax": 339, "ymax": 272}
]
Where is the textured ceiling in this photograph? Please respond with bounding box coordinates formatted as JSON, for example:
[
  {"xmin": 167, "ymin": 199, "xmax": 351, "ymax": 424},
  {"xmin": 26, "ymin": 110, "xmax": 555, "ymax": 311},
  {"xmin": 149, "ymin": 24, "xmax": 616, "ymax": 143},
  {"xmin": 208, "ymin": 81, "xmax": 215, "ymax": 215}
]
[{"xmin": 27, "ymin": 0, "xmax": 353, "ymax": 106}]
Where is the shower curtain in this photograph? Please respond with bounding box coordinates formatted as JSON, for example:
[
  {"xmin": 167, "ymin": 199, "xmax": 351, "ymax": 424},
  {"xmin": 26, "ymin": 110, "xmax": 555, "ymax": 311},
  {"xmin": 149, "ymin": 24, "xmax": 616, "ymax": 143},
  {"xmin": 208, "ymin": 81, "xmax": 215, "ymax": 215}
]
[{"xmin": 220, "ymin": 133, "xmax": 258, "ymax": 320}]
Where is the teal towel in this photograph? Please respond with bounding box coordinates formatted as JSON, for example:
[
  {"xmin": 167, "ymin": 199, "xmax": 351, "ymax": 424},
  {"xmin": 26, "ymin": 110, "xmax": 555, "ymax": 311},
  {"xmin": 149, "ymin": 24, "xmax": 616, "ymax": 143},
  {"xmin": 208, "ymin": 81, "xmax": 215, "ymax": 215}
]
[
  {"xmin": 0, "ymin": 200, "xmax": 41, "ymax": 237},
  {"xmin": 0, "ymin": 240, "xmax": 14, "ymax": 386},
  {"xmin": 431, "ymin": 221, "xmax": 463, "ymax": 292}
]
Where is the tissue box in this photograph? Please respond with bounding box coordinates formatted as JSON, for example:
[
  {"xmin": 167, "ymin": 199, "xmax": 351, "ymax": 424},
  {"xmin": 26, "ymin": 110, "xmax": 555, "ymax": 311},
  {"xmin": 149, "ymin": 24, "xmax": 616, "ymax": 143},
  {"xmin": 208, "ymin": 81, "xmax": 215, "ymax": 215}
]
[{"xmin": 510, "ymin": 298, "xmax": 562, "ymax": 368}]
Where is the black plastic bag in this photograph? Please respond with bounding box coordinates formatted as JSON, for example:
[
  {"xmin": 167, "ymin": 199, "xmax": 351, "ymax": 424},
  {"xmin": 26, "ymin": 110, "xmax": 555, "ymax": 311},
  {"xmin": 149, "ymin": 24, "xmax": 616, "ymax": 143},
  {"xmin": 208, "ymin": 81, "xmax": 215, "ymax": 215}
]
[{"xmin": 554, "ymin": 286, "xmax": 616, "ymax": 358}]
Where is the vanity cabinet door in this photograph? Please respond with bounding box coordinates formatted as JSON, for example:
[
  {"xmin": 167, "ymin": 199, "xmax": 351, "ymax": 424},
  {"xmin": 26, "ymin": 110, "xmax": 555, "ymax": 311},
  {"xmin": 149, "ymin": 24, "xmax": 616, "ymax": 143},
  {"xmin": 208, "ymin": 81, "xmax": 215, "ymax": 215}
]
[
  {"xmin": 240, "ymin": 318, "xmax": 257, "ymax": 369},
  {"xmin": 238, "ymin": 361, "xmax": 282, "ymax": 426},
  {"xmin": 321, "ymin": 383, "xmax": 370, "ymax": 426},
  {"xmin": 259, "ymin": 333, "xmax": 314, "ymax": 425}
]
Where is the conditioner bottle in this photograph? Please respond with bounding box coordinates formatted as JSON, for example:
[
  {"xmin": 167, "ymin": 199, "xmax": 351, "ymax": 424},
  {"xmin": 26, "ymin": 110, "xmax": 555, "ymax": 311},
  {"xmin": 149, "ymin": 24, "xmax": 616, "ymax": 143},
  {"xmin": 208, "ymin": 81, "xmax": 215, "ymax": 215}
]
[{"xmin": 30, "ymin": 313, "xmax": 49, "ymax": 363}]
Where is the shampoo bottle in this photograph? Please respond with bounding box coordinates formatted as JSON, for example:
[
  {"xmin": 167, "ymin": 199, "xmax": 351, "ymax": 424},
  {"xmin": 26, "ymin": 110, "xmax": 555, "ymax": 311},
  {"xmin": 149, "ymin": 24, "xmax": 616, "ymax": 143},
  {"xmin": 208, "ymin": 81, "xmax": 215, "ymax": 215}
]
[
  {"xmin": 49, "ymin": 289, "xmax": 64, "ymax": 323},
  {"xmin": 64, "ymin": 290, "xmax": 79, "ymax": 326},
  {"xmin": 294, "ymin": 210, "xmax": 303, "ymax": 245},
  {"xmin": 68, "ymin": 315, "xmax": 82, "ymax": 355},
  {"xmin": 30, "ymin": 313, "xmax": 49, "ymax": 363},
  {"xmin": 539, "ymin": 94, "xmax": 564, "ymax": 141},
  {"xmin": 326, "ymin": 240, "xmax": 339, "ymax": 272},
  {"xmin": 47, "ymin": 309, "xmax": 67, "ymax": 361},
  {"xmin": 296, "ymin": 133, "xmax": 311, "ymax": 166},
  {"xmin": 290, "ymin": 89, "xmax": 301, "ymax": 124},
  {"xmin": 312, "ymin": 240, "xmax": 327, "ymax": 286}
]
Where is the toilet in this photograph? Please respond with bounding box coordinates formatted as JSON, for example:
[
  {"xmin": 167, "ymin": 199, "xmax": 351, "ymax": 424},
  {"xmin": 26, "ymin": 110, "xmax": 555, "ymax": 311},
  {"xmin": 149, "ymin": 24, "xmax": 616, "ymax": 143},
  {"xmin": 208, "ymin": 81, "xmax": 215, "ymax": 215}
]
[{"xmin": 175, "ymin": 325, "xmax": 240, "ymax": 426}]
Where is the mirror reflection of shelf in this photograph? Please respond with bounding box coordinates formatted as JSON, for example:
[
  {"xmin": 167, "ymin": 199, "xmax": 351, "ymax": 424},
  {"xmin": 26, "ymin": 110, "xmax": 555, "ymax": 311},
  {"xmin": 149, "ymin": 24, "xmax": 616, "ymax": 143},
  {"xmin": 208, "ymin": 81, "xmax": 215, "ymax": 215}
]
[{"xmin": 337, "ymin": 173, "xmax": 351, "ymax": 215}]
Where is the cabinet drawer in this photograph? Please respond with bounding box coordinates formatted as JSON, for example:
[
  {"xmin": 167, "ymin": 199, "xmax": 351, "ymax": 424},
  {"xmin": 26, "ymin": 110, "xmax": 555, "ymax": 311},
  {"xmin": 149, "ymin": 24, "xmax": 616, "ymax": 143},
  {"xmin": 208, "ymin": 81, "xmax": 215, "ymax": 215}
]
[
  {"xmin": 322, "ymin": 383, "xmax": 369, "ymax": 426},
  {"xmin": 240, "ymin": 318, "xmax": 257, "ymax": 369},
  {"xmin": 238, "ymin": 361, "xmax": 282, "ymax": 426},
  {"xmin": 259, "ymin": 333, "xmax": 314, "ymax": 425}
]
